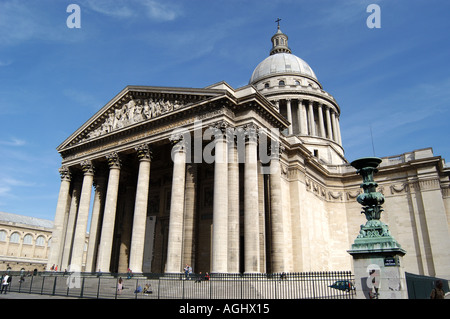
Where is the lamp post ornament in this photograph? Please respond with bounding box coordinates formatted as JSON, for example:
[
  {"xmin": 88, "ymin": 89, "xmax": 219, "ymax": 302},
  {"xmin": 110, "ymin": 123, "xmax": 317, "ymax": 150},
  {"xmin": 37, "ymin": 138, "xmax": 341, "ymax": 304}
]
[{"xmin": 350, "ymin": 157, "xmax": 404, "ymax": 251}]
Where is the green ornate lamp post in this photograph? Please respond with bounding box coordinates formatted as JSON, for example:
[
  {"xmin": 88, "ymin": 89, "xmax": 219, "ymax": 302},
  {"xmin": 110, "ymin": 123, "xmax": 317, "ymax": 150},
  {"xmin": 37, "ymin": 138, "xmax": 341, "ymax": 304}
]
[
  {"xmin": 348, "ymin": 157, "xmax": 407, "ymax": 299},
  {"xmin": 349, "ymin": 157, "xmax": 404, "ymax": 252}
]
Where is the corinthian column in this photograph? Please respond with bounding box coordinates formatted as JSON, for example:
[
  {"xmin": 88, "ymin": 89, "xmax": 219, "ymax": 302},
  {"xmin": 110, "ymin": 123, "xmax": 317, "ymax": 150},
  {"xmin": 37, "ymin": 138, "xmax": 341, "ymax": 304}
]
[
  {"xmin": 297, "ymin": 99, "xmax": 305, "ymax": 135},
  {"xmin": 325, "ymin": 106, "xmax": 333, "ymax": 140},
  {"xmin": 269, "ymin": 145, "xmax": 285, "ymax": 273},
  {"xmin": 70, "ymin": 160, "xmax": 95, "ymax": 271},
  {"xmin": 183, "ymin": 163, "xmax": 197, "ymax": 268},
  {"xmin": 244, "ymin": 124, "xmax": 260, "ymax": 273},
  {"xmin": 331, "ymin": 111, "xmax": 338, "ymax": 143},
  {"xmin": 166, "ymin": 136, "xmax": 187, "ymax": 273},
  {"xmin": 308, "ymin": 100, "xmax": 316, "ymax": 136},
  {"xmin": 211, "ymin": 122, "xmax": 229, "ymax": 273},
  {"xmin": 317, "ymin": 103, "xmax": 326, "ymax": 138},
  {"xmin": 85, "ymin": 174, "xmax": 106, "ymax": 272},
  {"xmin": 96, "ymin": 152, "xmax": 121, "ymax": 272},
  {"xmin": 61, "ymin": 178, "xmax": 82, "ymax": 271},
  {"xmin": 129, "ymin": 144, "xmax": 152, "ymax": 273},
  {"xmin": 286, "ymin": 99, "xmax": 293, "ymax": 135},
  {"xmin": 47, "ymin": 166, "xmax": 72, "ymax": 271},
  {"xmin": 228, "ymin": 134, "xmax": 240, "ymax": 273}
]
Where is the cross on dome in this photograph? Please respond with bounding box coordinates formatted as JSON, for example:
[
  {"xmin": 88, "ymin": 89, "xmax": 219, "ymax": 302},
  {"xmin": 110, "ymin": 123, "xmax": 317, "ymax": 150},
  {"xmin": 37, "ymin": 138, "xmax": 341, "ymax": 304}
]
[
  {"xmin": 275, "ymin": 18, "xmax": 282, "ymax": 28},
  {"xmin": 270, "ymin": 18, "xmax": 291, "ymax": 55}
]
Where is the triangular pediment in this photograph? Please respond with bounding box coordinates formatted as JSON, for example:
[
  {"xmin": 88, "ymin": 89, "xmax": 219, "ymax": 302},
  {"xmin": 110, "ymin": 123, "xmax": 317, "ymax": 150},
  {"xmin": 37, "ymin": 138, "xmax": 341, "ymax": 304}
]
[{"xmin": 57, "ymin": 85, "xmax": 229, "ymax": 152}]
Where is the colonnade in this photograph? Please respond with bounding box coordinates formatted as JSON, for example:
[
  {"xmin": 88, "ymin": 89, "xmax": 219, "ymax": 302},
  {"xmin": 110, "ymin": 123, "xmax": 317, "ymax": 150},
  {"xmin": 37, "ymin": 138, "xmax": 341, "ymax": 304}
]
[
  {"xmin": 274, "ymin": 98, "xmax": 342, "ymax": 144},
  {"xmin": 48, "ymin": 122, "xmax": 291, "ymax": 274},
  {"xmin": 48, "ymin": 146, "xmax": 153, "ymax": 274}
]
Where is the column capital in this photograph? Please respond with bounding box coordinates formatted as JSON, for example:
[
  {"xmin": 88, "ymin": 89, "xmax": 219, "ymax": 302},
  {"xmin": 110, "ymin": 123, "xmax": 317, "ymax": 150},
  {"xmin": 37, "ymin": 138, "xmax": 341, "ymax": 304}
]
[
  {"xmin": 135, "ymin": 143, "xmax": 153, "ymax": 162},
  {"xmin": 58, "ymin": 166, "xmax": 72, "ymax": 182},
  {"xmin": 243, "ymin": 123, "xmax": 259, "ymax": 143},
  {"xmin": 106, "ymin": 152, "xmax": 121, "ymax": 169},
  {"xmin": 169, "ymin": 132, "xmax": 185, "ymax": 146},
  {"xmin": 81, "ymin": 160, "xmax": 95, "ymax": 175},
  {"xmin": 211, "ymin": 120, "xmax": 231, "ymax": 133},
  {"xmin": 210, "ymin": 120, "xmax": 232, "ymax": 142}
]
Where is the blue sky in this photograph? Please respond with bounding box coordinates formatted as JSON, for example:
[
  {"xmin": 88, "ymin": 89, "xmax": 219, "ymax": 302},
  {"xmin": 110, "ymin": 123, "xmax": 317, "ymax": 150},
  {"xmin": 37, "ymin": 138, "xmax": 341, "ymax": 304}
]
[{"xmin": 0, "ymin": 0, "xmax": 449, "ymax": 221}]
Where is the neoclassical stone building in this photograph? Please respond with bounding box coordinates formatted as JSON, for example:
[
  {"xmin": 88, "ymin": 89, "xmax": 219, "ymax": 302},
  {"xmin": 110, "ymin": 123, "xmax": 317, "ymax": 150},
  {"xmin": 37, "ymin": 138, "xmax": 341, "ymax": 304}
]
[
  {"xmin": 0, "ymin": 212, "xmax": 53, "ymax": 272},
  {"xmin": 47, "ymin": 26, "xmax": 450, "ymax": 278}
]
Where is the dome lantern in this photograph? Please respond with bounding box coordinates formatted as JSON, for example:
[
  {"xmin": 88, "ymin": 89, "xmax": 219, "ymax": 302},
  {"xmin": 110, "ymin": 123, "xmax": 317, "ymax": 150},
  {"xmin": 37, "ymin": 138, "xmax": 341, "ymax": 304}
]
[
  {"xmin": 270, "ymin": 20, "xmax": 291, "ymax": 55},
  {"xmin": 249, "ymin": 21, "xmax": 318, "ymax": 85}
]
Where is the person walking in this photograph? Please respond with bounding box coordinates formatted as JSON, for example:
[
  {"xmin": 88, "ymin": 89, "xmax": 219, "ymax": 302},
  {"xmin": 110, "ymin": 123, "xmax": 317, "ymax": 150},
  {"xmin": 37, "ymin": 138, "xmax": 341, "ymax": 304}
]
[
  {"xmin": 1, "ymin": 274, "xmax": 9, "ymax": 294},
  {"xmin": 117, "ymin": 277, "xmax": 123, "ymax": 295},
  {"xmin": 184, "ymin": 264, "xmax": 189, "ymax": 280},
  {"xmin": 430, "ymin": 280, "xmax": 445, "ymax": 299}
]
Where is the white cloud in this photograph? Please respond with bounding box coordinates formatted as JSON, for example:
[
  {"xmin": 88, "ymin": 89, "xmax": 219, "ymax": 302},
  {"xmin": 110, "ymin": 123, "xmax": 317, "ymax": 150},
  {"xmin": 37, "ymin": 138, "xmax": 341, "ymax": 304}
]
[
  {"xmin": 1, "ymin": 177, "xmax": 35, "ymax": 188},
  {"xmin": 142, "ymin": 0, "xmax": 180, "ymax": 21},
  {"xmin": 0, "ymin": 0, "xmax": 85, "ymax": 47},
  {"xmin": 83, "ymin": 0, "xmax": 135, "ymax": 18},
  {"xmin": 0, "ymin": 1, "xmax": 38, "ymax": 45},
  {"xmin": 0, "ymin": 186, "xmax": 12, "ymax": 197},
  {"xmin": 83, "ymin": 0, "xmax": 181, "ymax": 21},
  {"xmin": 0, "ymin": 138, "xmax": 26, "ymax": 147}
]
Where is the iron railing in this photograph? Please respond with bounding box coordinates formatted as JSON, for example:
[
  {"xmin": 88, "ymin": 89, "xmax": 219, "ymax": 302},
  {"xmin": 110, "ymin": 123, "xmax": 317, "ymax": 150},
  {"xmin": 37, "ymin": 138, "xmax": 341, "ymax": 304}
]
[{"xmin": 3, "ymin": 271, "xmax": 355, "ymax": 299}]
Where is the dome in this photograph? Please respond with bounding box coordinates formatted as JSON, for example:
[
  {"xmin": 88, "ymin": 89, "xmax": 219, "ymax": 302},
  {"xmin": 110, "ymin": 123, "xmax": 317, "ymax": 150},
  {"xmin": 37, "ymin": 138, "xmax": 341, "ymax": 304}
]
[{"xmin": 249, "ymin": 53, "xmax": 317, "ymax": 84}]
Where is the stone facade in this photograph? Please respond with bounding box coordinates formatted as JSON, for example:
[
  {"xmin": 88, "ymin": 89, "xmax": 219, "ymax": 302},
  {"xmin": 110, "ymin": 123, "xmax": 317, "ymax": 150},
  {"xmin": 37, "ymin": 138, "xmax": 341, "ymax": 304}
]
[
  {"xmin": 0, "ymin": 212, "xmax": 53, "ymax": 272},
  {"xmin": 47, "ymin": 27, "xmax": 450, "ymax": 279}
]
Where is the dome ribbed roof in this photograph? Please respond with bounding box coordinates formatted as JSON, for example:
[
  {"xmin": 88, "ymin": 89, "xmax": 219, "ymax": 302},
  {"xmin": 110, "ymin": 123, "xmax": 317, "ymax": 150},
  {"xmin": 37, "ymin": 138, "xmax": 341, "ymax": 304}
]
[{"xmin": 249, "ymin": 53, "xmax": 317, "ymax": 84}]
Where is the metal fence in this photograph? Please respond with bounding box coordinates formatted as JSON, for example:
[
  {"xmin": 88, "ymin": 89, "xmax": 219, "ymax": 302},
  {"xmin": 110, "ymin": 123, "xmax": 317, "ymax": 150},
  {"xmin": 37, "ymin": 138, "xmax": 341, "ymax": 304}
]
[
  {"xmin": 4, "ymin": 271, "xmax": 355, "ymax": 299},
  {"xmin": 405, "ymin": 272, "xmax": 450, "ymax": 299}
]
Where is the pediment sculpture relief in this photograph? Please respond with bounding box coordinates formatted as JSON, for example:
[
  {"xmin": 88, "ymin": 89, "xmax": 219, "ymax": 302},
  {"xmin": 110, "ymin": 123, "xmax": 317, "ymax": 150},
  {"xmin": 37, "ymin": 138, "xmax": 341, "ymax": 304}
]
[{"xmin": 85, "ymin": 98, "xmax": 187, "ymax": 141}]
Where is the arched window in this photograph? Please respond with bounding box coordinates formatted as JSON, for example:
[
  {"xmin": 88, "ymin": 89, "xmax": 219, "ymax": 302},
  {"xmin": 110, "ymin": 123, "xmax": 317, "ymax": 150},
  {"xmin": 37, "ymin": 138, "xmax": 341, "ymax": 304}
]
[
  {"xmin": 36, "ymin": 236, "xmax": 45, "ymax": 246},
  {"xmin": 264, "ymin": 83, "xmax": 270, "ymax": 88},
  {"xmin": 0, "ymin": 230, "xmax": 6, "ymax": 242},
  {"xmin": 295, "ymin": 80, "xmax": 301, "ymax": 86},
  {"xmin": 278, "ymin": 80, "xmax": 285, "ymax": 86},
  {"xmin": 23, "ymin": 234, "xmax": 33, "ymax": 245},
  {"xmin": 10, "ymin": 232, "xmax": 20, "ymax": 243}
]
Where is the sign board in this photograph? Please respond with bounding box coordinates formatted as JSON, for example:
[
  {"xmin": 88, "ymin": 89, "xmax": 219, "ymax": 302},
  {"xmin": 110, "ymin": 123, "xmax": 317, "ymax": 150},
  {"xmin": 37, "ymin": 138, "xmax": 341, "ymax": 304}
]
[{"xmin": 384, "ymin": 256, "xmax": 398, "ymax": 267}]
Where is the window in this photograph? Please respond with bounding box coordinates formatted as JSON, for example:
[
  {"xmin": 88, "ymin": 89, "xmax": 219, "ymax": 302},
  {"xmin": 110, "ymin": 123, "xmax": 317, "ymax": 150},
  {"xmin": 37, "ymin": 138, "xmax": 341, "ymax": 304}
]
[
  {"xmin": 264, "ymin": 83, "xmax": 270, "ymax": 88},
  {"xmin": 295, "ymin": 80, "xmax": 300, "ymax": 86},
  {"xmin": 278, "ymin": 80, "xmax": 285, "ymax": 86},
  {"xmin": 10, "ymin": 232, "xmax": 20, "ymax": 243},
  {"xmin": 0, "ymin": 230, "xmax": 6, "ymax": 242},
  {"xmin": 24, "ymin": 234, "xmax": 33, "ymax": 245},
  {"xmin": 36, "ymin": 236, "xmax": 45, "ymax": 246}
]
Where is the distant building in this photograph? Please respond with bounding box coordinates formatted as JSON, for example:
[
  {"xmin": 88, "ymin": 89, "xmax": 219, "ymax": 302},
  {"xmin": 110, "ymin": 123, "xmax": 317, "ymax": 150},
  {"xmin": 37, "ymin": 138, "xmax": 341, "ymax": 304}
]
[{"xmin": 0, "ymin": 212, "xmax": 53, "ymax": 272}]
